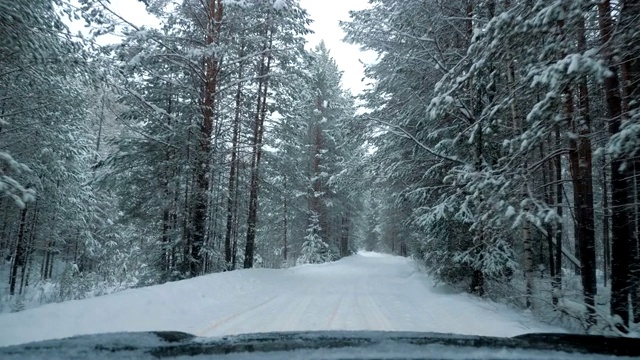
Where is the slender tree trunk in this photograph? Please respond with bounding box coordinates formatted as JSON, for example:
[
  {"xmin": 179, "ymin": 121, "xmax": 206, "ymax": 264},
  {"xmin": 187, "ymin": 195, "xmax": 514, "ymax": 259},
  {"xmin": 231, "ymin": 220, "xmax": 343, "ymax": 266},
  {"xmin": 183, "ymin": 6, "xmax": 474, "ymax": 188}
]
[
  {"xmin": 542, "ymin": 144, "xmax": 557, "ymax": 294},
  {"xmin": 160, "ymin": 183, "xmax": 171, "ymax": 277},
  {"xmin": 20, "ymin": 205, "xmax": 38, "ymax": 293},
  {"xmin": 309, "ymin": 94, "xmax": 326, "ymax": 243},
  {"xmin": 42, "ymin": 238, "xmax": 56, "ymax": 280},
  {"xmin": 567, "ymin": 14, "xmax": 597, "ymax": 326},
  {"xmin": 95, "ymin": 91, "xmax": 105, "ymax": 161},
  {"xmin": 283, "ymin": 175, "xmax": 289, "ymax": 262},
  {"xmin": 619, "ymin": 0, "xmax": 640, "ymax": 323},
  {"xmin": 602, "ymin": 148, "xmax": 611, "ymax": 288},
  {"xmin": 47, "ymin": 242, "xmax": 54, "ymax": 279},
  {"xmin": 170, "ymin": 176, "xmax": 180, "ymax": 274},
  {"xmin": 598, "ymin": 0, "xmax": 634, "ymax": 331},
  {"xmin": 231, "ymin": 160, "xmax": 242, "ymax": 270},
  {"xmin": 522, "ymin": 201, "xmax": 534, "ymax": 308},
  {"xmin": 191, "ymin": 0, "xmax": 224, "ymax": 277},
  {"xmin": 466, "ymin": 1, "xmax": 485, "ymax": 297},
  {"xmin": 183, "ymin": 176, "xmax": 194, "ymax": 275},
  {"xmin": 181, "ymin": 124, "xmax": 193, "ymax": 274},
  {"xmin": 340, "ymin": 210, "xmax": 350, "ymax": 258},
  {"xmin": 0, "ymin": 199, "xmax": 9, "ymax": 254},
  {"xmin": 224, "ymin": 41, "xmax": 245, "ymax": 269},
  {"xmin": 9, "ymin": 207, "xmax": 28, "ymax": 295},
  {"xmin": 554, "ymin": 125, "xmax": 564, "ymax": 304},
  {"xmin": 469, "ymin": 125, "xmax": 485, "ymax": 297},
  {"xmin": 160, "ymin": 86, "xmax": 174, "ymax": 277},
  {"xmin": 41, "ymin": 239, "xmax": 51, "ymax": 280},
  {"xmin": 244, "ymin": 25, "xmax": 274, "ymax": 269},
  {"xmin": 40, "ymin": 241, "xmax": 47, "ymax": 280},
  {"xmin": 502, "ymin": 0, "xmax": 534, "ymax": 306},
  {"xmin": 161, "ymin": 203, "xmax": 170, "ymax": 275}
]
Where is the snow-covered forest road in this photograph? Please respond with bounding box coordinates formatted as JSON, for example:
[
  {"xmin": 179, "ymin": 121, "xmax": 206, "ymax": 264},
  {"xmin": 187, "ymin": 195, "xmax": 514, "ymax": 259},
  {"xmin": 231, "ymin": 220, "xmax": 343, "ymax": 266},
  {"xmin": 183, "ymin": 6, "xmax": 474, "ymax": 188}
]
[{"xmin": 0, "ymin": 252, "xmax": 560, "ymax": 346}]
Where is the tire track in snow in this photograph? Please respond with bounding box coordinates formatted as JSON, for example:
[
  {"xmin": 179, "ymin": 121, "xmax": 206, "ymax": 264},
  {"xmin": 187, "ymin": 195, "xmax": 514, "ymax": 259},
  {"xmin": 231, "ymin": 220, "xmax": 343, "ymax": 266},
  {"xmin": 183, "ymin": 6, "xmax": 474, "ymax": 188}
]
[
  {"xmin": 275, "ymin": 283, "xmax": 316, "ymax": 331},
  {"xmin": 326, "ymin": 293, "xmax": 345, "ymax": 329},
  {"xmin": 195, "ymin": 294, "xmax": 281, "ymax": 336},
  {"xmin": 353, "ymin": 275, "xmax": 394, "ymax": 331},
  {"xmin": 363, "ymin": 276, "xmax": 395, "ymax": 331}
]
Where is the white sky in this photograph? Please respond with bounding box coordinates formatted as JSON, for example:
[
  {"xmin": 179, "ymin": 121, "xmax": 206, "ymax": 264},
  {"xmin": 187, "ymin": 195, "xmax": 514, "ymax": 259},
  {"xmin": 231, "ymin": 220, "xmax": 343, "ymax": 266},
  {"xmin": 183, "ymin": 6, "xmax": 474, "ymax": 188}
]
[
  {"xmin": 85, "ymin": 0, "xmax": 374, "ymax": 94},
  {"xmin": 298, "ymin": 0, "xmax": 376, "ymax": 94}
]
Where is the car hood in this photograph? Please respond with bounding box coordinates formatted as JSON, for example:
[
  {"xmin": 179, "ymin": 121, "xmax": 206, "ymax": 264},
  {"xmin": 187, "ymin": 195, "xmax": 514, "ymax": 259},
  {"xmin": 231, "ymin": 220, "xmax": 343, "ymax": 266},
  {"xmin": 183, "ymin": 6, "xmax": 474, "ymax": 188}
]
[{"xmin": 0, "ymin": 330, "xmax": 638, "ymax": 359}]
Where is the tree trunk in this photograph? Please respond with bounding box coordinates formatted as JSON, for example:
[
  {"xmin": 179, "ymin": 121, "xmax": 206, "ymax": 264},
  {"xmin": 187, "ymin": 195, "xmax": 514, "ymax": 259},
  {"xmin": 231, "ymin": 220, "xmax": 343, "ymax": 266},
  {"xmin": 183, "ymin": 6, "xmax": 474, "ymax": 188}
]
[
  {"xmin": 19, "ymin": 204, "xmax": 38, "ymax": 293},
  {"xmin": 283, "ymin": 175, "xmax": 289, "ymax": 262},
  {"xmin": 567, "ymin": 14, "xmax": 597, "ymax": 326},
  {"xmin": 9, "ymin": 207, "xmax": 28, "ymax": 295},
  {"xmin": 0, "ymin": 199, "xmax": 9, "ymax": 255},
  {"xmin": 161, "ymin": 204, "xmax": 171, "ymax": 276},
  {"xmin": 40, "ymin": 240, "xmax": 47, "ymax": 280},
  {"xmin": 598, "ymin": 0, "xmax": 634, "ymax": 331},
  {"xmin": 470, "ymin": 263, "xmax": 484, "ymax": 296},
  {"xmin": 191, "ymin": 0, "xmax": 224, "ymax": 277},
  {"xmin": 553, "ymin": 125, "xmax": 563, "ymax": 304},
  {"xmin": 160, "ymin": 86, "xmax": 175, "ymax": 278},
  {"xmin": 340, "ymin": 209, "xmax": 350, "ymax": 258},
  {"xmin": 603, "ymin": 152, "xmax": 610, "ymax": 288},
  {"xmin": 42, "ymin": 238, "xmax": 56, "ymax": 280},
  {"xmin": 502, "ymin": 0, "xmax": 534, "ymax": 306},
  {"xmin": 224, "ymin": 40, "xmax": 245, "ymax": 269},
  {"xmin": 244, "ymin": 26, "xmax": 274, "ymax": 269},
  {"xmin": 523, "ymin": 201, "xmax": 534, "ymax": 309},
  {"xmin": 542, "ymin": 144, "xmax": 557, "ymax": 299},
  {"xmin": 619, "ymin": 0, "xmax": 640, "ymax": 324},
  {"xmin": 466, "ymin": 1, "xmax": 486, "ymax": 297},
  {"xmin": 41, "ymin": 239, "xmax": 52, "ymax": 280},
  {"xmin": 231, "ymin": 160, "xmax": 242, "ymax": 270},
  {"xmin": 309, "ymin": 94, "xmax": 326, "ymax": 244},
  {"xmin": 47, "ymin": 239, "xmax": 54, "ymax": 279},
  {"xmin": 181, "ymin": 124, "xmax": 193, "ymax": 274}
]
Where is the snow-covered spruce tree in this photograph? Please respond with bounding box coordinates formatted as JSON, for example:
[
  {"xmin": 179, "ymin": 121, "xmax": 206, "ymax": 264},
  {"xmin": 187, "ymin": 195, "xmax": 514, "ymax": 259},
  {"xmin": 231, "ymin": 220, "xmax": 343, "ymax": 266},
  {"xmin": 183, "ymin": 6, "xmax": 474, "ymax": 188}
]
[
  {"xmin": 301, "ymin": 43, "xmax": 357, "ymax": 261},
  {"xmin": 298, "ymin": 212, "xmax": 330, "ymax": 265}
]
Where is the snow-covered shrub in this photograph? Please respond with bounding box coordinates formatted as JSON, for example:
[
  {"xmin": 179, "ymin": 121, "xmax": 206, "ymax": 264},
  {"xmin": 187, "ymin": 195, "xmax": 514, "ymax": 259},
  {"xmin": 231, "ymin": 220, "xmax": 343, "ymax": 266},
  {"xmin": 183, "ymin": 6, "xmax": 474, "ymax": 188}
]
[{"xmin": 297, "ymin": 213, "xmax": 331, "ymax": 265}]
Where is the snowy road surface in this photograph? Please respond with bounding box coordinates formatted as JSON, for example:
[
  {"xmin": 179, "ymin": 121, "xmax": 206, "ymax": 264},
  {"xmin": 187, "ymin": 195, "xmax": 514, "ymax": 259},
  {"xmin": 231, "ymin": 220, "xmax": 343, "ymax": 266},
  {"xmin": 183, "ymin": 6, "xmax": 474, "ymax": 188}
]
[{"xmin": 0, "ymin": 252, "xmax": 561, "ymax": 346}]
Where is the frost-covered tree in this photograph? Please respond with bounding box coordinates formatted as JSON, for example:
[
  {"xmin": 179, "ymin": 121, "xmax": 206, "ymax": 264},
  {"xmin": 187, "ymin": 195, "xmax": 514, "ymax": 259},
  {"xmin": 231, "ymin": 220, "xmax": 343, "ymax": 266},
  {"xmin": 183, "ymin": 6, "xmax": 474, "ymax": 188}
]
[
  {"xmin": 298, "ymin": 212, "xmax": 330, "ymax": 265},
  {"xmin": 0, "ymin": 0, "xmax": 119, "ymax": 302},
  {"xmin": 344, "ymin": 0, "xmax": 640, "ymax": 331},
  {"xmin": 257, "ymin": 43, "xmax": 360, "ymax": 267}
]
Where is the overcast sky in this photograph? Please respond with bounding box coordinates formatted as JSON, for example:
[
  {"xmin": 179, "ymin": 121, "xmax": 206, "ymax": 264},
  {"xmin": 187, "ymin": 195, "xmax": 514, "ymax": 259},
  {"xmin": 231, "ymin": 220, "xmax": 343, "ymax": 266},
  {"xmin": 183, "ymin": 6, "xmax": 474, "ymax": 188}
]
[
  {"xmin": 93, "ymin": 0, "xmax": 374, "ymax": 94},
  {"xmin": 298, "ymin": 0, "xmax": 375, "ymax": 94}
]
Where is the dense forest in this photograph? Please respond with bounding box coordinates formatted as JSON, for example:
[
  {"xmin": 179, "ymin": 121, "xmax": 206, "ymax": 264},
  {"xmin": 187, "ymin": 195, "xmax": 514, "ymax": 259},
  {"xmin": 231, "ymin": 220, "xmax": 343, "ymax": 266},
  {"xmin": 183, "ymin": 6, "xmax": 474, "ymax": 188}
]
[{"xmin": 1, "ymin": 0, "xmax": 640, "ymax": 335}]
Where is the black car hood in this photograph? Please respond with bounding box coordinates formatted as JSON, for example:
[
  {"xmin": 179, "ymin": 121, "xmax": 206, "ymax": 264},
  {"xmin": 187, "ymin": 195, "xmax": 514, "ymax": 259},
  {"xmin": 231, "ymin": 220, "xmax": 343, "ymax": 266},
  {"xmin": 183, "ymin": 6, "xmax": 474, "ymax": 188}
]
[{"xmin": 0, "ymin": 330, "xmax": 638, "ymax": 359}]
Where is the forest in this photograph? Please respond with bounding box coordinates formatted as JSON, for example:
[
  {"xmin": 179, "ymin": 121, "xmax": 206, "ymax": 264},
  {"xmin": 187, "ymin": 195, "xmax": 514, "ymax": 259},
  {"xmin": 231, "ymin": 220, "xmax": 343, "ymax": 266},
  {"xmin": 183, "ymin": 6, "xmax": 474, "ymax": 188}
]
[{"xmin": 1, "ymin": 0, "xmax": 640, "ymax": 335}]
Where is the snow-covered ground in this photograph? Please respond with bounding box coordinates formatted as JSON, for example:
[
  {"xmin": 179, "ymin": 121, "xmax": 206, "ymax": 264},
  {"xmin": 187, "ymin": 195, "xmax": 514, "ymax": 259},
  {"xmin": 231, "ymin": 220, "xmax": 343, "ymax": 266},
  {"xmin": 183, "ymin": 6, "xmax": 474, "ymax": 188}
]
[{"xmin": 0, "ymin": 252, "xmax": 562, "ymax": 347}]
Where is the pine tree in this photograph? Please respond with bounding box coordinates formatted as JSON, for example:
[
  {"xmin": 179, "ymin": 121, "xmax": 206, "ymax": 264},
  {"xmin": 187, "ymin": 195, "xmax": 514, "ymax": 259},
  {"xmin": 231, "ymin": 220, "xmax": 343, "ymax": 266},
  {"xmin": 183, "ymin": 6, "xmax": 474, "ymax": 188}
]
[{"xmin": 298, "ymin": 212, "xmax": 329, "ymax": 265}]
